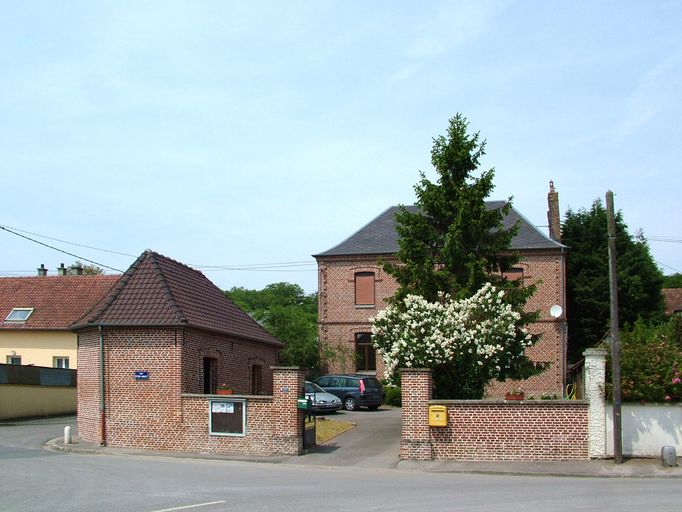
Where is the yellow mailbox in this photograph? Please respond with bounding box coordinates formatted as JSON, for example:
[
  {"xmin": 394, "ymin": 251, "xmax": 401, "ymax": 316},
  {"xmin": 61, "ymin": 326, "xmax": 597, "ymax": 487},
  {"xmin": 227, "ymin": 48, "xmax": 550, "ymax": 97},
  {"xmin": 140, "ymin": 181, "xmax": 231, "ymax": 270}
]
[{"xmin": 428, "ymin": 405, "xmax": 447, "ymax": 427}]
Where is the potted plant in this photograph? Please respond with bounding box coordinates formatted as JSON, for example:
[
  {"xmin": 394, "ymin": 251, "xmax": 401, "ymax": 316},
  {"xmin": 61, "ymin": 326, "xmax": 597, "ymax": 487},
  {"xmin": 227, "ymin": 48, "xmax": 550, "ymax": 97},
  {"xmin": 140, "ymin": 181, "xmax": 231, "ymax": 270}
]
[
  {"xmin": 216, "ymin": 384, "xmax": 234, "ymax": 395},
  {"xmin": 504, "ymin": 389, "xmax": 524, "ymax": 401}
]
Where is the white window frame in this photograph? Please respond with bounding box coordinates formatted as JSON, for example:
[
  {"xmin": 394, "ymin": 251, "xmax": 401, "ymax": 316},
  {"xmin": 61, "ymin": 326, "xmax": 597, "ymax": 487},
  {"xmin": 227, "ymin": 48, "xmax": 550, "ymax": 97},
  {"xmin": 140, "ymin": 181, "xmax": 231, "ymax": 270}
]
[
  {"xmin": 5, "ymin": 308, "xmax": 34, "ymax": 322},
  {"xmin": 53, "ymin": 357, "xmax": 70, "ymax": 369}
]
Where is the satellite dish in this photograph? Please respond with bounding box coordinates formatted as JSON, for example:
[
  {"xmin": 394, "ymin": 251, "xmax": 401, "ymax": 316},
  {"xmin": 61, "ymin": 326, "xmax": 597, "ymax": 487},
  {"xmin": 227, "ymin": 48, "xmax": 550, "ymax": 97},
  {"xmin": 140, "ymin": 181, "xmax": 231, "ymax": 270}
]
[{"xmin": 550, "ymin": 305, "xmax": 563, "ymax": 318}]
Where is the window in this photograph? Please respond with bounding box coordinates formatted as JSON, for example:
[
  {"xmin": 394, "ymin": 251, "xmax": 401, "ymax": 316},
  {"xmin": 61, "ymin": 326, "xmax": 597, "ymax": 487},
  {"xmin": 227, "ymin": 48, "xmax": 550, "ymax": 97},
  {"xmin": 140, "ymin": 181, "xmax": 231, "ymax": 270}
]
[
  {"xmin": 355, "ymin": 332, "xmax": 376, "ymax": 371},
  {"xmin": 251, "ymin": 365, "xmax": 263, "ymax": 395},
  {"xmin": 203, "ymin": 357, "xmax": 217, "ymax": 394},
  {"xmin": 355, "ymin": 272, "xmax": 375, "ymax": 306},
  {"xmin": 5, "ymin": 308, "xmax": 33, "ymax": 322},
  {"xmin": 6, "ymin": 355, "xmax": 21, "ymax": 365},
  {"xmin": 502, "ymin": 268, "xmax": 524, "ymax": 283},
  {"xmin": 53, "ymin": 357, "xmax": 69, "ymax": 369}
]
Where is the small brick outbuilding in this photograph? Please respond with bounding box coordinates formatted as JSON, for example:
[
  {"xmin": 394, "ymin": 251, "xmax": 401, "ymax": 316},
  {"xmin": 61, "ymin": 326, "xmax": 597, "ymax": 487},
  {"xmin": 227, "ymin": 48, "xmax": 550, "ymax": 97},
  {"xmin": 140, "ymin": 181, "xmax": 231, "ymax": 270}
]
[{"xmin": 72, "ymin": 250, "xmax": 283, "ymax": 448}]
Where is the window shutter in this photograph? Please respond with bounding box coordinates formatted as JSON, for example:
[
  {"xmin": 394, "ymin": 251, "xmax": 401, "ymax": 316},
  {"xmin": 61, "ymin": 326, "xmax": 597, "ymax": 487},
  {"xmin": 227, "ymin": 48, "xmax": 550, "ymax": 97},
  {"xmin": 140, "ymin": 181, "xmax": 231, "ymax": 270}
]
[{"xmin": 355, "ymin": 272, "xmax": 375, "ymax": 305}]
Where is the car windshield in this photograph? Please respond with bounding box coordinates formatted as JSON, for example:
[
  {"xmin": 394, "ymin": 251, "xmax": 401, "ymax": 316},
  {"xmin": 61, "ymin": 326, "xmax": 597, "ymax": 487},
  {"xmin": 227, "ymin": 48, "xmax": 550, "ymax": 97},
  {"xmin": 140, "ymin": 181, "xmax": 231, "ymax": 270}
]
[{"xmin": 305, "ymin": 382, "xmax": 326, "ymax": 393}]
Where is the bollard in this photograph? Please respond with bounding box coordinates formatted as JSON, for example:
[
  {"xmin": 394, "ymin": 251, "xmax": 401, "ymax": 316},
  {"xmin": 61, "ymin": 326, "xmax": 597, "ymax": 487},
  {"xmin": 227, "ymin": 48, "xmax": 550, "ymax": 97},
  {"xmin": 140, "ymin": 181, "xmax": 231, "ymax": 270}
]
[
  {"xmin": 64, "ymin": 425, "xmax": 72, "ymax": 445},
  {"xmin": 661, "ymin": 446, "xmax": 677, "ymax": 467}
]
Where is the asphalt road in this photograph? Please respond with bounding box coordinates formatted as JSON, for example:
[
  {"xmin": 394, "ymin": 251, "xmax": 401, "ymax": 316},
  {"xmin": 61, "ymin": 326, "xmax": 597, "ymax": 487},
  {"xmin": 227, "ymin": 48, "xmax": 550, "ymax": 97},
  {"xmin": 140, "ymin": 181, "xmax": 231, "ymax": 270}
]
[{"xmin": 1, "ymin": 414, "xmax": 680, "ymax": 512}]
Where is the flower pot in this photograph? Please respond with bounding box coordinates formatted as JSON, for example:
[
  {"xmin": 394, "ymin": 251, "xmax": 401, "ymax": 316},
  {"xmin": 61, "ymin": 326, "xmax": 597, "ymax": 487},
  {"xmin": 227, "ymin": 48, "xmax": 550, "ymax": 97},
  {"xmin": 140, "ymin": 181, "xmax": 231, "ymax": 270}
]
[
  {"xmin": 504, "ymin": 393, "xmax": 524, "ymax": 401},
  {"xmin": 217, "ymin": 389, "xmax": 234, "ymax": 395}
]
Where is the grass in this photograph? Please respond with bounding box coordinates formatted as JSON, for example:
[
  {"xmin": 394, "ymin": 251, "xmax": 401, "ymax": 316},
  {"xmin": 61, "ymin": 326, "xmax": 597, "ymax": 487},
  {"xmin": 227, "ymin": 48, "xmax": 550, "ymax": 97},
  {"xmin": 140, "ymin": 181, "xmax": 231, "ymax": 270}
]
[{"xmin": 305, "ymin": 416, "xmax": 355, "ymax": 444}]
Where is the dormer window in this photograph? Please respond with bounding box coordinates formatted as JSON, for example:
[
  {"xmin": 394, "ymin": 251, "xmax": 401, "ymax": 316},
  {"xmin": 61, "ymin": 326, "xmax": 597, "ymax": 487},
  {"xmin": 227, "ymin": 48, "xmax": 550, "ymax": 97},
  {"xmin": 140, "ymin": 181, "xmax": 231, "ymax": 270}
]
[{"xmin": 5, "ymin": 308, "xmax": 34, "ymax": 322}]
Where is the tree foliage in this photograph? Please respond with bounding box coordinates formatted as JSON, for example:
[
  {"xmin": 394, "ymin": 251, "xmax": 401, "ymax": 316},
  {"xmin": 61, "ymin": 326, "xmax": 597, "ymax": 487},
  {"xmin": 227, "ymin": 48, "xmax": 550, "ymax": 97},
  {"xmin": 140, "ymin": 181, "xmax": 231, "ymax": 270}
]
[
  {"xmin": 663, "ymin": 273, "xmax": 682, "ymax": 288},
  {"xmin": 562, "ymin": 200, "xmax": 664, "ymax": 362},
  {"xmin": 384, "ymin": 114, "xmax": 522, "ymax": 303},
  {"xmin": 70, "ymin": 260, "xmax": 105, "ymax": 275},
  {"xmin": 225, "ymin": 283, "xmax": 320, "ymax": 370},
  {"xmin": 606, "ymin": 317, "xmax": 682, "ymax": 402},
  {"xmin": 378, "ymin": 114, "xmax": 542, "ymax": 398}
]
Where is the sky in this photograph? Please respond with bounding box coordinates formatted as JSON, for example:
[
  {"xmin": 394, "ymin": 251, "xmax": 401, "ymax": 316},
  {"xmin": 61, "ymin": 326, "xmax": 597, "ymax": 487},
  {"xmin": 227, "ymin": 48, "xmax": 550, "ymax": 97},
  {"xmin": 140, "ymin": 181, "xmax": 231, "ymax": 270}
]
[{"xmin": 2, "ymin": 1, "xmax": 681, "ymax": 294}]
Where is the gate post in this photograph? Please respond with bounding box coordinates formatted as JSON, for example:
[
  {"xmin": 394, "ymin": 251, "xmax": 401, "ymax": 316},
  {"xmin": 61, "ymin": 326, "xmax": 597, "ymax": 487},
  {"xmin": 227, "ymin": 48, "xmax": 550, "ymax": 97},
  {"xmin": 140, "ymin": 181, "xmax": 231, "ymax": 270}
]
[
  {"xmin": 400, "ymin": 368, "xmax": 433, "ymax": 460},
  {"xmin": 584, "ymin": 348, "xmax": 607, "ymax": 459},
  {"xmin": 272, "ymin": 367, "xmax": 305, "ymax": 455}
]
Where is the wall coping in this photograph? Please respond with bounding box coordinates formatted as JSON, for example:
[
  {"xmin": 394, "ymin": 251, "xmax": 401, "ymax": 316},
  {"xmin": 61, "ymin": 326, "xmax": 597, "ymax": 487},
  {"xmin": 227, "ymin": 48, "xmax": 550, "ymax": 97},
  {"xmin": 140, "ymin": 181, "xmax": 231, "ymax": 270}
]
[
  {"xmin": 181, "ymin": 393, "xmax": 274, "ymax": 401},
  {"xmin": 429, "ymin": 399, "xmax": 589, "ymax": 406}
]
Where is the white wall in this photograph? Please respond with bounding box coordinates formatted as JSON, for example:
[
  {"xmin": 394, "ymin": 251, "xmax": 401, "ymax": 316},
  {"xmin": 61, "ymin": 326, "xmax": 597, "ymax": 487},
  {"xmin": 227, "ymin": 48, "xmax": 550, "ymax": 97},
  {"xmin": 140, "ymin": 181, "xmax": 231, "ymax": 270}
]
[{"xmin": 606, "ymin": 403, "xmax": 682, "ymax": 457}]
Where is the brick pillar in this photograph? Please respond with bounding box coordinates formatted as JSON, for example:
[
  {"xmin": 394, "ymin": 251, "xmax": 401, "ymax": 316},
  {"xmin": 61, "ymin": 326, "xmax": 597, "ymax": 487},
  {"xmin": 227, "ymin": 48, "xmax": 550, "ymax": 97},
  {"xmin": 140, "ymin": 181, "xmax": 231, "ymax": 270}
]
[
  {"xmin": 272, "ymin": 367, "xmax": 305, "ymax": 455},
  {"xmin": 583, "ymin": 348, "xmax": 607, "ymax": 459},
  {"xmin": 400, "ymin": 368, "xmax": 433, "ymax": 460}
]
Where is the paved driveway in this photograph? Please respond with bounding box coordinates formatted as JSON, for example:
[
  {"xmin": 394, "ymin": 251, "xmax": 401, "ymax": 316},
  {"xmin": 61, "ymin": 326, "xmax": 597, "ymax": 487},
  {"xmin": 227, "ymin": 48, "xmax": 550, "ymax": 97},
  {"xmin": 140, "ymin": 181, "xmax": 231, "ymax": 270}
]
[{"xmin": 287, "ymin": 406, "xmax": 402, "ymax": 469}]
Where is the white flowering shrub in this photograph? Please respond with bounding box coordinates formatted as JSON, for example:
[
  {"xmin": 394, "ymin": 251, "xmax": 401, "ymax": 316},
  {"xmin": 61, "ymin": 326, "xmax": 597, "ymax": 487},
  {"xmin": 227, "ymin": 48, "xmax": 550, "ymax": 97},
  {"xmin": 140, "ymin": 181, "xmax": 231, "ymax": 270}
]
[{"xmin": 371, "ymin": 283, "xmax": 536, "ymax": 398}]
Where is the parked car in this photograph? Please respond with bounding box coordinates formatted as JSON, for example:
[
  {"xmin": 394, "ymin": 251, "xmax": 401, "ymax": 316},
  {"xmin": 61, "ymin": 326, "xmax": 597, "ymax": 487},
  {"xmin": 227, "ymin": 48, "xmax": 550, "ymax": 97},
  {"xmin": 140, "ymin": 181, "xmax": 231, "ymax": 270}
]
[
  {"xmin": 313, "ymin": 374, "xmax": 385, "ymax": 411},
  {"xmin": 305, "ymin": 381, "xmax": 342, "ymax": 413}
]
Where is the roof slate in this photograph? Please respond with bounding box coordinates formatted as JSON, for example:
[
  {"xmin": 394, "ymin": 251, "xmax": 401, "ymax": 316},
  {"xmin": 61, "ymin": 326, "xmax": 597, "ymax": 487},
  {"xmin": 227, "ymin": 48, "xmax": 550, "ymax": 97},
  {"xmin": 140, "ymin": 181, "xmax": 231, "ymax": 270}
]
[
  {"xmin": 314, "ymin": 202, "xmax": 566, "ymax": 257},
  {"xmin": 0, "ymin": 275, "xmax": 120, "ymax": 330},
  {"xmin": 73, "ymin": 250, "xmax": 283, "ymax": 347}
]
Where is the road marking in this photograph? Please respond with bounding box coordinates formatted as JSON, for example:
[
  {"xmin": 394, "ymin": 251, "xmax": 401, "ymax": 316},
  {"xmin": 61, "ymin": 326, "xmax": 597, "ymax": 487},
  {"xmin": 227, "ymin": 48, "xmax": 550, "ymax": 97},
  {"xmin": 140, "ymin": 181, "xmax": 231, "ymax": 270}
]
[{"xmin": 150, "ymin": 501, "xmax": 226, "ymax": 512}]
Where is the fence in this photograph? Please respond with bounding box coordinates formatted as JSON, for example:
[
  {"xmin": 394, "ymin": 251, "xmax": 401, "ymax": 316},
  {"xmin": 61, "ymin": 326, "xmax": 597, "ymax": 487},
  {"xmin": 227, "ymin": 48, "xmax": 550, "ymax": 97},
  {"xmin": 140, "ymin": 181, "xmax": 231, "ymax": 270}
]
[{"xmin": 0, "ymin": 363, "xmax": 77, "ymax": 420}]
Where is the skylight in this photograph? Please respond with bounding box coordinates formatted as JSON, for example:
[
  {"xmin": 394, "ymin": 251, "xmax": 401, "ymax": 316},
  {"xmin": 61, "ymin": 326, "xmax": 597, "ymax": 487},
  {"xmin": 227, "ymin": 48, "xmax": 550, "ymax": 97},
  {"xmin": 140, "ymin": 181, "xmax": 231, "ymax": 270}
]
[{"xmin": 5, "ymin": 308, "xmax": 34, "ymax": 322}]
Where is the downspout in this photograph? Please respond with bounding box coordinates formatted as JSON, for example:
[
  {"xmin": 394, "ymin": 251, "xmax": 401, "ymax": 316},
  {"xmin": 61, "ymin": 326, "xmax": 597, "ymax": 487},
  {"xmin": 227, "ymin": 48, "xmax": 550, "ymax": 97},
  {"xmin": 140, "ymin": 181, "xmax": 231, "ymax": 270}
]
[{"xmin": 99, "ymin": 325, "xmax": 106, "ymax": 446}]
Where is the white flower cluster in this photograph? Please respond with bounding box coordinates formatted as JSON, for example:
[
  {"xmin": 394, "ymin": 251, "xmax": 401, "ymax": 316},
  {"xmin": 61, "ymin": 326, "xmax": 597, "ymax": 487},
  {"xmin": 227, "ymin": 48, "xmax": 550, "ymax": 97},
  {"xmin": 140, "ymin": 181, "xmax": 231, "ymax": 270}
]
[{"xmin": 371, "ymin": 283, "xmax": 533, "ymax": 382}]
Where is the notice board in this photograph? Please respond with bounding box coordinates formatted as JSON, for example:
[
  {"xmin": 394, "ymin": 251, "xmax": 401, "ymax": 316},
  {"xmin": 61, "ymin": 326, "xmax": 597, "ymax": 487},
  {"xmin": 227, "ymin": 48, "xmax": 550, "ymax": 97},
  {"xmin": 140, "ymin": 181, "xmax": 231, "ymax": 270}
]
[{"xmin": 209, "ymin": 399, "xmax": 245, "ymax": 436}]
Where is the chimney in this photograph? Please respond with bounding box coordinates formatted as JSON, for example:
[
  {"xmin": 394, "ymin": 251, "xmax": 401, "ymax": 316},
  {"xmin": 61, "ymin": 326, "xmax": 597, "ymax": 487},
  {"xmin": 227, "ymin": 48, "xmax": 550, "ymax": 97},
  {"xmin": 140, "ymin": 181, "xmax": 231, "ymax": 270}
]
[
  {"xmin": 37, "ymin": 264, "xmax": 48, "ymax": 276},
  {"xmin": 547, "ymin": 180, "xmax": 561, "ymax": 242},
  {"xmin": 70, "ymin": 264, "xmax": 84, "ymax": 276},
  {"xmin": 57, "ymin": 263, "xmax": 68, "ymax": 276}
]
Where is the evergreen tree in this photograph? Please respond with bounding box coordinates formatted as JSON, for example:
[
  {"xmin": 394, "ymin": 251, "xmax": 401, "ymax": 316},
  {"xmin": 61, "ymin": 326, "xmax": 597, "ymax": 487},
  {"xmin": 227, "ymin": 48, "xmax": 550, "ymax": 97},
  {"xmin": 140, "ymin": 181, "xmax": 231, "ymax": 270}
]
[
  {"xmin": 562, "ymin": 200, "xmax": 665, "ymax": 362},
  {"xmin": 381, "ymin": 114, "xmax": 542, "ymax": 397}
]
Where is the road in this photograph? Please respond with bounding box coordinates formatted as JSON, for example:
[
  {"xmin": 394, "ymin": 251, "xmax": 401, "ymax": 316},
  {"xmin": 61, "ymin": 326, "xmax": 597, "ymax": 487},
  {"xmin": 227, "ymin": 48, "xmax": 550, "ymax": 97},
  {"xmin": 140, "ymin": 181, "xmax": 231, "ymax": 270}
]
[{"xmin": 0, "ymin": 415, "xmax": 680, "ymax": 512}]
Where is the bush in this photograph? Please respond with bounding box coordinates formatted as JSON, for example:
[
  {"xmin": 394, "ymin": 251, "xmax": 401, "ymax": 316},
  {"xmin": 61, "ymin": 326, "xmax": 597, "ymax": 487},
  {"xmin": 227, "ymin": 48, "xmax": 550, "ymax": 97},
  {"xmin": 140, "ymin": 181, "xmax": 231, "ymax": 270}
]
[
  {"xmin": 607, "ymin": 317, "xmax": 682, "ymax": 402},
  {"xmin": 384, "ymin": 385, "xmax": 402, "ymax": 407}
]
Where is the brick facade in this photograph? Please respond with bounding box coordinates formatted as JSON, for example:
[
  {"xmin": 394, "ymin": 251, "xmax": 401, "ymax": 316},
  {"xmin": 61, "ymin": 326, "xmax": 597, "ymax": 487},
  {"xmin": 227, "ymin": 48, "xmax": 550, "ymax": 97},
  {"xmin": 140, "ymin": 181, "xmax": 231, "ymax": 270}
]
[
  {"xmin": 76, "ymin": 326, "xmax": 303, "ymax": 455},
  {"xmin": 401, "ymin": 368, "xmax": 591, "ymax": 461},
  {"xmin": 317, "ymin": 249, "xmax": 567, "ymax": 397}
]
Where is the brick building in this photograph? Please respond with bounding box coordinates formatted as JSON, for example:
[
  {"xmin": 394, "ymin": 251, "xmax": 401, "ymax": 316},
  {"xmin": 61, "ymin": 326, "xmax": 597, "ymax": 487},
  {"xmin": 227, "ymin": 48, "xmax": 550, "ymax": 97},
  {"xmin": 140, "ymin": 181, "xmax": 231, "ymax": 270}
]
[
  {"xmin": 314, "ymin": 183, "xmax": 568, "ymax": 397},
  {"xmin": 73, "ymin": 250, "xmax": 284, "ymax": 449},
  {"xmin": 0, "ymin": 271, "xmax": 119, "ymax": 369}
]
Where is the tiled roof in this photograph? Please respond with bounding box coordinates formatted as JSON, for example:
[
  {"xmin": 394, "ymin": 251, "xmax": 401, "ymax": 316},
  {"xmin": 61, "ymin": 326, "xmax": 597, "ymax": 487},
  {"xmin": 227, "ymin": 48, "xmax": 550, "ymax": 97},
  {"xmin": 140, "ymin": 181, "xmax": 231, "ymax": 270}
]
[
  {"xmin": 73, "ymin": 250, "xmax": 283, "ymax": 347},
  {"xmin": 314, "ymin": 202, "xmax": 566, "ymax": 257},
  {"xmin": 662, "ymin": 288, "xmax": 682, "ymax": 315},
  {"xmin": 0, "ymin": 275, "xmax": 120, "ymax": 330}
]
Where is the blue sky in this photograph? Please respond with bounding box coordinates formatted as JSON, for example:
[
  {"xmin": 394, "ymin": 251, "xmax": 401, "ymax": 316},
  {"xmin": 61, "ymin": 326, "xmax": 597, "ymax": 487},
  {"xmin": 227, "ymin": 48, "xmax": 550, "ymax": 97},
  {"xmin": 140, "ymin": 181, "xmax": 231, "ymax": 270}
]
[{"xmin": 2, "ymin": 1, "xmax": 681, "ymax": 293}]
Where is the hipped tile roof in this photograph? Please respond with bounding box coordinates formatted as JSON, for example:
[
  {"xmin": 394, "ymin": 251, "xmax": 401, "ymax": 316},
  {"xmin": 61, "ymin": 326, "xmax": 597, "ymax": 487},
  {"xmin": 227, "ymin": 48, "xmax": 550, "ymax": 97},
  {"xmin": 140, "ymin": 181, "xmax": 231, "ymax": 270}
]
[
  {"xmin": 72, "ymin": 250, "xmax": 283, "ymax": 347},
  {"xmin": 313, "ymin": 202, "xmax": 566, "ymax": 257},
  {"xmin": 0, "ymin": 275, "xmax": 120, "ymax": 330}
]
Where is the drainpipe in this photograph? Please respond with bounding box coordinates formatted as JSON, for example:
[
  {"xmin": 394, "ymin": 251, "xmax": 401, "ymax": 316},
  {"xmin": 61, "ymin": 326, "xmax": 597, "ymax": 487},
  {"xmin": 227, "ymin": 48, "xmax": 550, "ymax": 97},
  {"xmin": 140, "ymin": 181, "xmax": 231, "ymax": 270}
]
[{"xmin": 99, "ymin": 325, "xmax": 106, "ymax": 446}]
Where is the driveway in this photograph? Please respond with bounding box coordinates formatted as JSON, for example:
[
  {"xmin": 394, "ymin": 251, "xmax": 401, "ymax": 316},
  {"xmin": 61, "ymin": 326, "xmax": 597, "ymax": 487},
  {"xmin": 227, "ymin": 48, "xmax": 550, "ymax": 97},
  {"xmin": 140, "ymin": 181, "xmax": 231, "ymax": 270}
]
[{"xmin": 287, "ymin": 406, "xmax": 402, "ymax": 469}]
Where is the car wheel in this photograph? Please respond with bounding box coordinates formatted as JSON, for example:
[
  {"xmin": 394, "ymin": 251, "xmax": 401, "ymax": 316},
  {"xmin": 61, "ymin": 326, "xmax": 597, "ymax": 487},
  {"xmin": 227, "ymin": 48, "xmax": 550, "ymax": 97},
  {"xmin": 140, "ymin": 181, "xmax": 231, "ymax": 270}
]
[{"xmin": 343, "ymin": 396, "xmax": 358, "ymax": 411}]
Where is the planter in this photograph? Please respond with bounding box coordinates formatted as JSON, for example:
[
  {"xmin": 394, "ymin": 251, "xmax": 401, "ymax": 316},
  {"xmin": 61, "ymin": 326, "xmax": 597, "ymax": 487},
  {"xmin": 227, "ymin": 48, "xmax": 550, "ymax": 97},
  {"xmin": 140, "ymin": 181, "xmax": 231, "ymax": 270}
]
[
  {"xmin": 216, "ymin": 389, "xmax": 234, "ymax": 395},
  {"xmin": 504, "ymin": 393, "xmax": 524, "ymax": 401}
]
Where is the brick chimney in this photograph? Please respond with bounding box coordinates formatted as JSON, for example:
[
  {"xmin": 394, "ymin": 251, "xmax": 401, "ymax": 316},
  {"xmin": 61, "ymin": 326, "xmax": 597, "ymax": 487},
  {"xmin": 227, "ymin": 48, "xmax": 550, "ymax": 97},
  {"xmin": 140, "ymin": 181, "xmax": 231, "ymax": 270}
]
[
  {"xmin": 57, "ymin": 263, "xmax": 68, "ymax": 276},
  {"xmin": 547, "ymin": 180, "xmax": 561, "ymax": 242},
  {"xmin": 37, "ymin": 264, "xmax": 48, "ymax": 276}
]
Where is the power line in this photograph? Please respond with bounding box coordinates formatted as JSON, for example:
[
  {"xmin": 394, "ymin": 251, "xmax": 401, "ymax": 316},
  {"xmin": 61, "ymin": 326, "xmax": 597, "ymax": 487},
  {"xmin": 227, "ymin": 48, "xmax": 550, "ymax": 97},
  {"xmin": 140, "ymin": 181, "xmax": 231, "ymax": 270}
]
[{"xmin": 0, "ymin": 225, "xmax": 124, "ymax": 273}]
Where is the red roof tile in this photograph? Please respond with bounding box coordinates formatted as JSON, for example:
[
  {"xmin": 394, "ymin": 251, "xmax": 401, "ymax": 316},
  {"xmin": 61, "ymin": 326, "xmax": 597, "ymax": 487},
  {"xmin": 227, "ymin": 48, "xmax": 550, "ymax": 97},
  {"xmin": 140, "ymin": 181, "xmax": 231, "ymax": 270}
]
[
  {"xmin": 0, "ymin": 275, "xmax": 120, "ymax": 330},
  {"xmin": 73, "ymin": 251, "xmax": 283, "ymax": 347}
]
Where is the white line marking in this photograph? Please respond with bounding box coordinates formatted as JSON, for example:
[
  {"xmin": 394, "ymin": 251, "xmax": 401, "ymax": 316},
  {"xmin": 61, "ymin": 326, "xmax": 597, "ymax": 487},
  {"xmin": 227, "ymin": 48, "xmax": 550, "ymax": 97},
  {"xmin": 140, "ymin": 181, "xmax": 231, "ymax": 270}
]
[{"xmin": 150, "ymin": 501, "xmax": 226, "ymax": 512}]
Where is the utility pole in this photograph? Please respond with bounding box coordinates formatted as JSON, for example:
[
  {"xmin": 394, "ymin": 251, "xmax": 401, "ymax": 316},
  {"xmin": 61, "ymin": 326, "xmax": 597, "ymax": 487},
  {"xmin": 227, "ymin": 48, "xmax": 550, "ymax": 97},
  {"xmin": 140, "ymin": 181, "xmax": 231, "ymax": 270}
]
[{"xmin": 606, "ymin": 190, "xmax": 623, "ymax": 464}]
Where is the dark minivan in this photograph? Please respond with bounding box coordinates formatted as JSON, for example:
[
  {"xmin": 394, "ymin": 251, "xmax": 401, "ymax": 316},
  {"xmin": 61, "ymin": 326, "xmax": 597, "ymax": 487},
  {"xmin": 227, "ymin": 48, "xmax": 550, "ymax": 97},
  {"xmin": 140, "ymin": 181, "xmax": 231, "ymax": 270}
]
[{"xmin": 314, "ymin": 374, "xmax": 384, "ymax": 411}]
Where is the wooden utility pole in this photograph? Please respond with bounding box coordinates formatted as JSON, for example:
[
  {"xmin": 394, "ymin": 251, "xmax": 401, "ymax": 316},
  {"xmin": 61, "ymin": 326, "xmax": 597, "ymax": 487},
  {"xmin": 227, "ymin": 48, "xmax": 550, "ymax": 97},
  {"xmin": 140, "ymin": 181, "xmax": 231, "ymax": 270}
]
[{"xmin": 606, "ymin": 191, "xmax": 623, "ymax": 464}]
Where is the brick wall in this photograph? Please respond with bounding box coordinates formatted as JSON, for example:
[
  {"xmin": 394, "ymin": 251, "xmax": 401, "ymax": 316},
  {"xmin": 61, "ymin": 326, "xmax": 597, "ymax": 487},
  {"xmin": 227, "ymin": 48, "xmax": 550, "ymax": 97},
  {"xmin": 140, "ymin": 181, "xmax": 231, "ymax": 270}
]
[
  {"xmin": 76, "ymin": 326, "xmax": 301, "ymax": 456},
  {"xmin": 401, "ymin": 368, "xmax": 590, "ymax": 461},
  {"xmin": 317, "ymin": 249, "xmax": 567, "ymax": 397}
]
